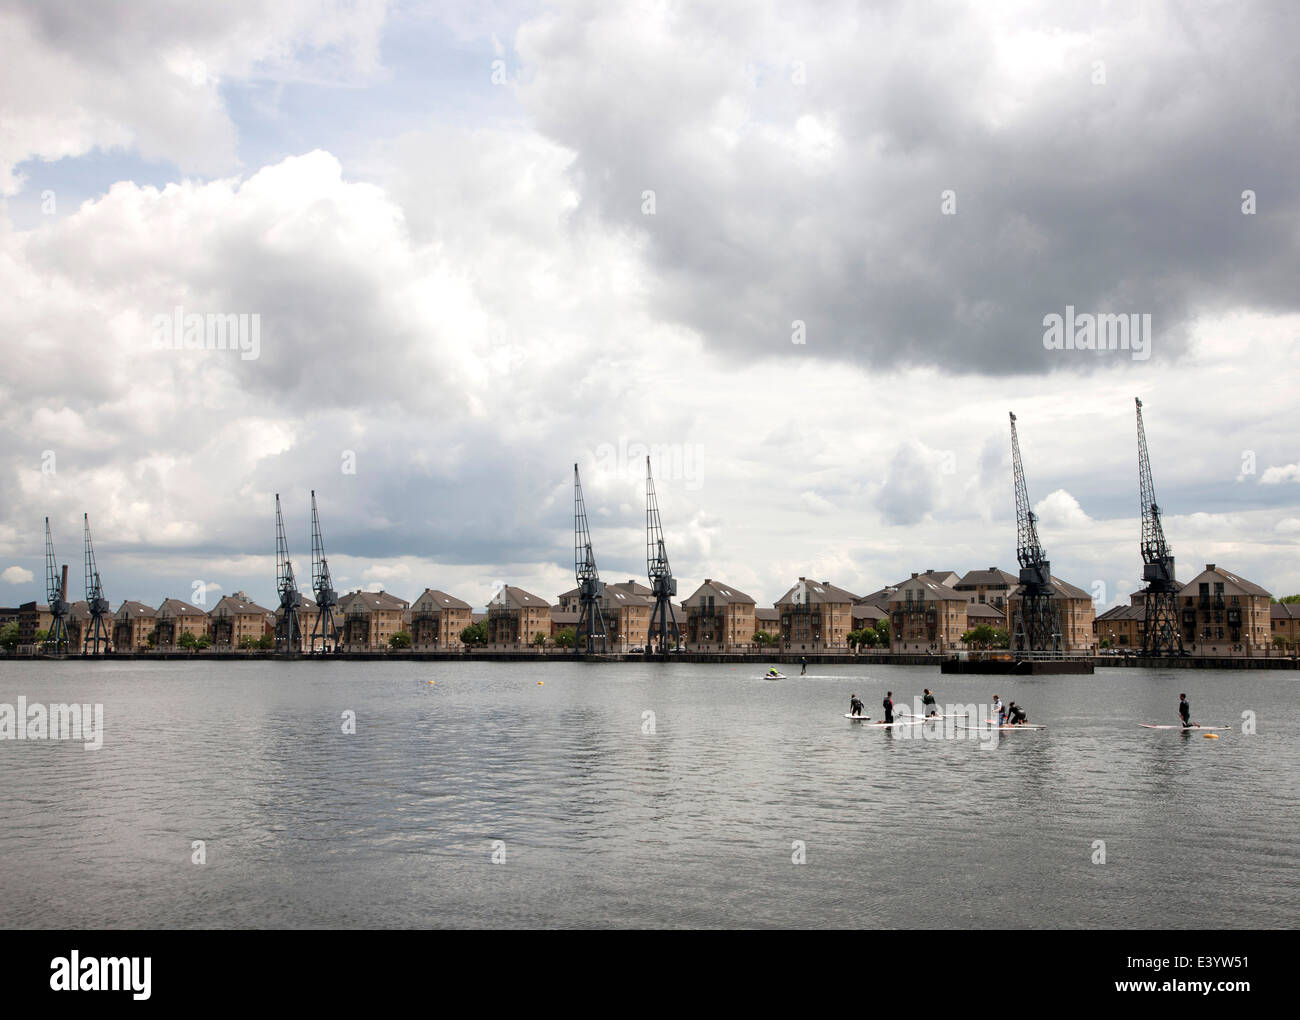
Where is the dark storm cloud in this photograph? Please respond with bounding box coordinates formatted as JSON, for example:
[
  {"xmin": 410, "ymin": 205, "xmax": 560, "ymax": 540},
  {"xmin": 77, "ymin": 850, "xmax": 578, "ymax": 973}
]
[{"xmin": 516, "ymin": 1, "xmax": 1300, "ymax": 375}]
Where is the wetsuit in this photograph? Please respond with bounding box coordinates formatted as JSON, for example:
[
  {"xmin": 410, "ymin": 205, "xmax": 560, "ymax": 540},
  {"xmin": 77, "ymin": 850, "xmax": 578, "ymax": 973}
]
[
  {"xmin": 922, "ymin": 692, "xmax": 937, "ymax": 717},
  {"xmin": 1007, "ymin": 705, "xmax": 1027, "ymax": 725},
  {"xmin": 1179, "ymin": 699, "xmax": 1191, "ymax": 728},
  {"xmin": 800, "ymin": 658, "xmax": 807, "ymax": 676},
  {"xmin": 849, "ymin": 698, "xmax": 864, "ymax": 718},
  {"xmin": 882, "ymin": 696, "xmax": 894, "ymax": 724}
]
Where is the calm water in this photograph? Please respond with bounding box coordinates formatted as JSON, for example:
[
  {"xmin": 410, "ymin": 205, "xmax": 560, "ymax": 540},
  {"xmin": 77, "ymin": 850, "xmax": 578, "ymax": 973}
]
[{"xmin": 1, "ymin": 659, "xmax": 1296, "ymax": 929}]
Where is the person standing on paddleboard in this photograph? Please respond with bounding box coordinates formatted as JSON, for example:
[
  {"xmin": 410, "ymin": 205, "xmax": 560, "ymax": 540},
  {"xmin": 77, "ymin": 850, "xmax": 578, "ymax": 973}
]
[
  {"xmin": 922, "ymin": 688, "xmax": 938, "ymax": 718},
  {"xmin": 849, "ymin": 694, "xmax": 865, "ymax": 718},
  {"xmin": 1179, "ymin": 693, "xmax": 1192, "ymax": 728},
  {"xmin": 992, "ymin": 694, "xmax": 1004, "ymax": 726},
  {"xmin": 882, "ymin": 691, "xmax": 894, "ymax": 724},
  {"xmin": 800, "ymin": 657, "xmax": 807, "ymax": 676}
]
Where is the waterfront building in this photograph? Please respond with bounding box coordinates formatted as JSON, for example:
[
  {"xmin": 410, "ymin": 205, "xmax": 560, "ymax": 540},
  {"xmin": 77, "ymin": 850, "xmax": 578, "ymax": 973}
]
[
  {"xmin": 1270, "ymin": 600, "xmax": 1300, "ymax": 648},
  {"xmin": 156, "ymin": 597, "xmax": 210, "ymax": 648},
  {"xmin": 753, "ymin": 607, "xmax": 780, "ymax": 638},
  {"xmin": 409, "ymin": 589, "xmax": 473, "ymax": 649},
  {"xmin": 337, "ymin": 590, "xmax": 410, "ymax": 650},
  {"xmin": 682, "ymin": 579, "xmax": 756, "ymax": 651},
  {"xmin": 1094, "ymin": 602, "xmax": 1144, "ymax": 649},
  {"xmin": 208, "ymin": 592, "xmax": 274, "ymax": 648},
  {"xmin": 16, "ymin": 601, "xmax": 54, "ymax": 648},
  {"xmin": 953, "ymin": 567, "xmax": 1018, "ymax": 618},
  {"xmin": 112, "ymin": 600, "xmax": 157, "ymax": 651},
  {"xmin": 1176, "ymin": 564, "xmax": 1271, "ymax": 656},
  {"xmin": 774, "ymin": 577, "xmax": 857, "ymax": 651},
  {"xmin": 1007, "ymin": 576, "xmax": 1096, "ymax": 652},
  {"xmin": 486, "ymin": 586, "xmax": 551, "ymax": 647},
  {"xmin": 888, "ymin": 574, "xmax": 968, "ymax": 653},
  {"xmin": 963, "ymin": 601, "xmax": 1007, "ymax": 636}
]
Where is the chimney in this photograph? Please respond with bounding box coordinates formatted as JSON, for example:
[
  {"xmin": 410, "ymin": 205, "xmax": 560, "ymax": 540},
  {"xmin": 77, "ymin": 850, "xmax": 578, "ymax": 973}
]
[
  {"xmin": 60, "ymin": 564, "xmax": 68, "ymax": 600},
  {"xmin": 704, "ymin": 579, "xmax": 711, "ymax": 584},
  {"xmin": 1206, "ymin": 564, "xmax": 1215, "ymax": 571},
  {"xmin": 911, "ymin": 572, "xmax": 919, "ymax": 579}
]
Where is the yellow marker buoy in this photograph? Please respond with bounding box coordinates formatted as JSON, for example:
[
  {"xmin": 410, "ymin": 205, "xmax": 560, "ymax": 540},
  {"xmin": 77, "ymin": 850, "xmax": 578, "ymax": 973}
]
[
  {"xmin": 1204, "ymin": 732, "xmax": 1219, "ymax": 739},
  {"xmin": 537, "ymin": 681, "xmax": 544, "ymax": 685},
  {"xmin": 428, "ymin": 681, "xmax": 435, "ymax": 685}
]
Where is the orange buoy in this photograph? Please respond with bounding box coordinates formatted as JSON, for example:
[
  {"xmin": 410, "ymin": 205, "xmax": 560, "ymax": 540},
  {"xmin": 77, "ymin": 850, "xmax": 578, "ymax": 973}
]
[
  {"xmin": 1203, "ymin": 733, "xmax": 1219, "ymax": 739},
  {"xmin": 537, "ymin": 681, "xmax": 544, "ymax": 685}
]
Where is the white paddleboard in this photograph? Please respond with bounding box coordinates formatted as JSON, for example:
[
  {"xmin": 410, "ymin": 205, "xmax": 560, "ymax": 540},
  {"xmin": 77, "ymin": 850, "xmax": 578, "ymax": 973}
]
[
  {"xmin": 844, "ymin": 713, "xmax": 872, "ymax": 720},
  {"xmin": 868, "ymin": 719, "xmax": 926, "ymax": 727},
  {"xmin": 956, "ymin": 722, "xmax": 1046, "ymax": 730},
  {"xmin": 1139, "ymin": 724, "xmax": 1231, "ymax": 730}
]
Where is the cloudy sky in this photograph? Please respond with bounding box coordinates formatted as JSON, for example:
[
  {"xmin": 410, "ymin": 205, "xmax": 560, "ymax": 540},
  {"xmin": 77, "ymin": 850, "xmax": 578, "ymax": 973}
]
[{"xmin": 3, "ymin": 0, "xmax": 1299, "ymax": 615}]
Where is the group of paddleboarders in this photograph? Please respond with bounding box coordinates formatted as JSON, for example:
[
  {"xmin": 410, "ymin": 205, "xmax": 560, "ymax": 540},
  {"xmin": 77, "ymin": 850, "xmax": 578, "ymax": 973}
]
[{"xmin": 849, "ymin": 689, "xmax": 1030, "ymax": 725}]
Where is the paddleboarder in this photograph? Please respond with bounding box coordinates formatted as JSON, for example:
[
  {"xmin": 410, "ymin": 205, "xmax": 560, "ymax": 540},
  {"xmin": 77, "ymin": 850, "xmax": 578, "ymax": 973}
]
[
  {"xmin": 1006, "ymin": 701, "xmax": 1028, "ymax": 725},
  {"xmin": 1179, "ymin": 693, "xmax": 1192, "ymax": 728},
  {"xmin": 922, "ymin": 688, "xmax": 938, "ymax": 717},
  {"xmin": 849, "ymin": 694, "xmax": 865, "ymax": 718},
  {"xmin": 882, "ymin": 691, "xmax": 895, "ymax": 724},
  {"xmin": 992, "ymin": 693, "xmax": 1004, "ymax": 726}
]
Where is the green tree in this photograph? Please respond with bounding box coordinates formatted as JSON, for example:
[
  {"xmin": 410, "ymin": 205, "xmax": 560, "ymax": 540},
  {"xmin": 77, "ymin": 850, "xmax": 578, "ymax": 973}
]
[
  {"xmin": 460, "ymin": 620, "xmax": 489, "ymax": 645},
  {"xmin": 1273, "ymin": 634, "xmax": 1290, "ymax": 648},
  {"xmin": 177, "ymin": 632, "xmax": 197, "ymax": 650},
  {"xmin": 555, "ymin": 627, "xmax": 576, "ymax": 649},
  {"xmin": 0, "ymin": 621, "xmax": 19, "ymax": 652},
  {"xmin": 389, "ymin": 631, "xmax": 412, "ymax": 649},
  {"xmin": 195, "ymin": 633, "xmax": 212, "ymax": 650},
  {"xmin": 961, "ymin": 624, "xmax": 998, "ymax": 648},
  {"xmin": 873, "ymin": 618, "xmax": 890, "ymax": 645},
  {"xmin": 1276, "ymin": 594, "xmax": 1300, "ymax": 604},
  {"xmin": 753, "ymin": 630, "xmax": 778, "ymax": 646},
  {"xmin": 532, "ymin": 631, "xmax": 547, "ymax": 647}
]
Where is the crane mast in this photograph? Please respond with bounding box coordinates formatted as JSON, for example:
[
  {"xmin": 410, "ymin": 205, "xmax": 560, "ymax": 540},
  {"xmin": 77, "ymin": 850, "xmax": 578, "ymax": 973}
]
[
  {"xmin": 1009, "ymin": 413, "xmax": 1062, "ymax": 654},
  {"xmin": 573, "ymin": 464, "xmax": 607, "ymax": 653},
  {"xmin": 83, "ymin": 514, "xmax": 111, "ymax": 654},
  {"xmin": 1135, "ymin": 398, "xmax": 1183, "ymax": 655},
  {"xmin": 645, "ymin": 456, "xmax": 680, "ymax": 653},
  {"xmin": 43, "ymin": 517, "xmax": 70, "ymax": 652},
  {"xmin": 309, "ymin": 490, "xmax": 338, "ymax": 653},
  {"xmin": 274, "ymin": 494, "xmax": 303, "ymax": 654}
]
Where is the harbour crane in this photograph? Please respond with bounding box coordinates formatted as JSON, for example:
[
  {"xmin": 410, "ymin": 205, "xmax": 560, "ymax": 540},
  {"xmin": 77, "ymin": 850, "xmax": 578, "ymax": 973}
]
[
  {"xmin": 309, "ymin": 490, "xmax": 338, "ymax": 654},
  {"xmin": 645, "ymin": 456, "xmax": 680, "ymax": 653},
  {"xmin": 274, "ymin": 494, "xmax": 303, "ymax": 654},
  {"xmin": 573, "ymin": 464, "xmax": 608, "ymax": 653},
  {"xmin": 1009, "ymin": 413, "xmax": 1062, "ymax": 654},
  {"xmin": 43, "ymin": 517, "xmax": 70, "ymax": 652},
  {"xmin": 1135, "ymin": 398, "xmax": 1184, "ymax": 655},
  {"xmin": 83, "ymin": 514, "xmax": 111, "ymax": 654}
]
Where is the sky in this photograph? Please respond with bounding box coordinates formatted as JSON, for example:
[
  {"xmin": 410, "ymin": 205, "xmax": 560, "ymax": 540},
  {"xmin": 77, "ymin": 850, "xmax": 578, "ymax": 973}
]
[{"xmin": 2, "ymin": 0, "xmax": 1299, "ymax": 615}]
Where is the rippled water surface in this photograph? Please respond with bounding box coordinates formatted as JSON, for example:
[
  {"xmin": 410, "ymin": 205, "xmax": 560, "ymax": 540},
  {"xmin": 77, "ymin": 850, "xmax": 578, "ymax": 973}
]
[{"xmin": 1, "ymin": 659, "xmax": 1296, "ymax": 928}]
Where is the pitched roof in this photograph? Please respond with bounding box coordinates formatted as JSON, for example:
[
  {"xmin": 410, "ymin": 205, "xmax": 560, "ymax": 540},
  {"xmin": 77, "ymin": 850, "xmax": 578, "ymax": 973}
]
[
  {"xmin": 889, "ymin": 575, "xmax": 965, "ymax": 602},
  {"xmin": 683, "ymin": 579, "xmax": 756, "ymax": 607},
  {"xmin": 1179, "ymin": 564, "xmax": 1272, "ymax": 599},
  {"xmin": 411, "ymin": 588, "xmax": 472, "ymax": 612},
  {"xmin": 954, "ymin": 567, "xmax": 1019, "ymax": 589},
  {"xmin": 157, "ymin": 597, "xmax": 208, "ymax": 618},
  {"xmin": 489, "ymin": 585, "xmax": 551, "ymax": 611},
  {"xmin": 115, "ymin": 600, "xmax": 156, "ymax": 618},
  {"xmin": 966, "ymin": 602, "xmax": 1007, "ymax": 619},
  {"xmin": 1009, "ymin": 576, "xmax": 1093, "ymax": 600},
  {"xmin": 338, "ymin": 589, "xmax": 410, "ymax": 613},
  {"xmin": 209, "ymin": 593, "xmax": 272, "ymax": 616},
  {"xmin": 774, "ymin": 578, "xmax": 859, "ymax": 607}
]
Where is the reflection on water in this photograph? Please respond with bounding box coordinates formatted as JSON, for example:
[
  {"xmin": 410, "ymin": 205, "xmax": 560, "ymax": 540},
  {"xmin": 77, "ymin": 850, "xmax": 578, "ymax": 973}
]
[{"xmin": 0, "ymin": 659, "xmax": 1296, "ymax": 929}]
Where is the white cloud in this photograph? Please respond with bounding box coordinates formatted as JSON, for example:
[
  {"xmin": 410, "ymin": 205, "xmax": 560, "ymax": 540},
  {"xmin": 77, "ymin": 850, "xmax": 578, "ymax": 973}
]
[
  {"xmin": 1260, "ymin": 464, "xmax": 1300, "ymax": 485},
  {"xmin": 2, "ymin": 565, "xmax": 34, "ymax": 584}
]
